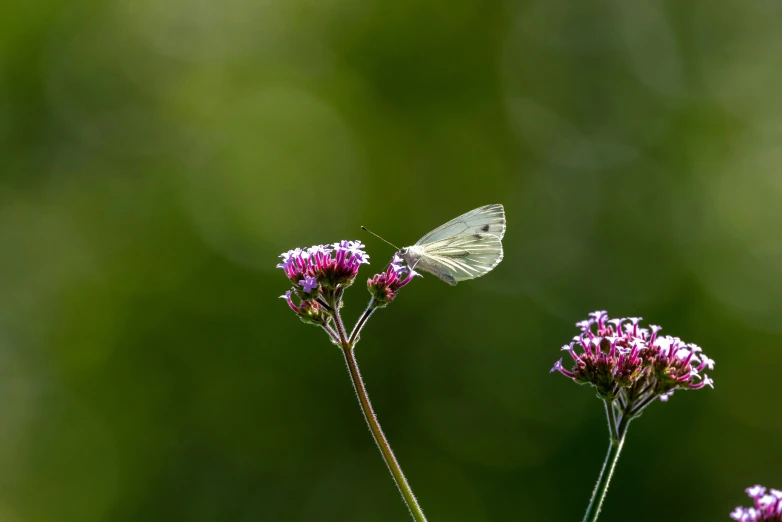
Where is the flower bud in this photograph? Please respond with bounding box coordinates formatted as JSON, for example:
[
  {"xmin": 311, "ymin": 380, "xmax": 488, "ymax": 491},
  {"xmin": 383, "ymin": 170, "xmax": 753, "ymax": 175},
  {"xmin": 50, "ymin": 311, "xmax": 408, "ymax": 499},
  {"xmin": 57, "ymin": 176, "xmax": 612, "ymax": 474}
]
[{"xmin": 367, "ymin": 254, "xmax": 420, "ymax": 307}]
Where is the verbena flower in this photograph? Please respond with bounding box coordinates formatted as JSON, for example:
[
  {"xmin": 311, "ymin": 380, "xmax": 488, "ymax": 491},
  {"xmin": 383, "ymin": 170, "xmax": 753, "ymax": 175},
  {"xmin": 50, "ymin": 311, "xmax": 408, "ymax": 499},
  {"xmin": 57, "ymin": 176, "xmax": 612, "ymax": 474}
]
[
  {"xmin": 277, "ymin": 240, "xmax": 370, "ymax": 293},
  {"xmin": 731, "ymin": 486, "xmax": 782, "ymax": 521},
  {"xmin": 277, "ymin": 240, "xmax": 369, "ymax": 326},
  {"xmin": 554, "ymin": 312, "xmax": 714, "ymax": 522},
  {"xmin": 277, "ymin": 238, "xmax": 428, "ymax": 521},
  {"xmin": 551, "ymin": 311, "xmax": 714, "ymax": 403},
  {"xmin": 367, "ymin": 253, "xmax": 420, "ymax": 307}
]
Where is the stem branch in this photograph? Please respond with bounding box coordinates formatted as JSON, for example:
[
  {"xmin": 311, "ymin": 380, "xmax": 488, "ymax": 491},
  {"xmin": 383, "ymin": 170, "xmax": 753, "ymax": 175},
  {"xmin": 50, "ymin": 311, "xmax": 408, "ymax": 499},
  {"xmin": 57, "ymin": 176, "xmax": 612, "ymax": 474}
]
[
  {"xmin": 322, "ymin": 323, "xmax": 340, "ymax": 343},
  {"xmin": 330, "ymin": 291, "xmax": 349, "ymax": 345},
  {"xmin": 349, "ymin": 300, "xmax": 377, "ymax": 345},
  {"xmin": 606, "ymin": 399, "xmax": 618, "ymax": 440},
  {"xmin": 628, "ymin": 394, "xmax": 657, "ymax": 418}
]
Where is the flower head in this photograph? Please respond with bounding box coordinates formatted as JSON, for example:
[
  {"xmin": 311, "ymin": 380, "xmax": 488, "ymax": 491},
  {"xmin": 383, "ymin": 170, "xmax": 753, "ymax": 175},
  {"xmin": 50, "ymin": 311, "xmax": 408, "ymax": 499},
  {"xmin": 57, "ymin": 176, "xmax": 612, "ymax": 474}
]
[
  {"xmin": 277, "ymin": 240, "xmax": 369, "ymax": 294},
  {"xmin": 367, "ymin": 253, "xmax": 421, "ymax": 307},
  {"xmin": 551, "ymin": 311, "xmax": 714, "ymax": 404},
  {"xmin": 731, "ymin": 485, "xmax": 782, "ymax": 521}
]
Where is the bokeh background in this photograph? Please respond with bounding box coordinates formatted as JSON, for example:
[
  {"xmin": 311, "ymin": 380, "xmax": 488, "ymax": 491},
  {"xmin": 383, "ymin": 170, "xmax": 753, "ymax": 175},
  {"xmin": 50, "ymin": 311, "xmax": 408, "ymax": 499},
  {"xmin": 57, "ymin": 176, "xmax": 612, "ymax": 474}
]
[{"xmin": 2, "ymin": 0, "xmax": 781, "ymax": 520}]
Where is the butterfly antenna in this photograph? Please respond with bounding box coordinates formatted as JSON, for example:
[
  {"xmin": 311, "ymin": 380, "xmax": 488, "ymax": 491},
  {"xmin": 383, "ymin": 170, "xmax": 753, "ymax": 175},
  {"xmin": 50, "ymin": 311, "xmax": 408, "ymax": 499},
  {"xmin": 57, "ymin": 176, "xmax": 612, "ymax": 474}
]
[{"xmin": 361, "ymin": 226, "xmax": 400, "ymax": 250}]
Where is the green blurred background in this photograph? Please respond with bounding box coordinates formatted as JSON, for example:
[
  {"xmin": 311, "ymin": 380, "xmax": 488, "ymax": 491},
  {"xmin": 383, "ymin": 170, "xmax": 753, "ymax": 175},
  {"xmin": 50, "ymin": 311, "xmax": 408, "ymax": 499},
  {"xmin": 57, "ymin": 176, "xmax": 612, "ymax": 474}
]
[{"xmin": 1, "ymin": 0, "xmax": 781, "ymax": 520}]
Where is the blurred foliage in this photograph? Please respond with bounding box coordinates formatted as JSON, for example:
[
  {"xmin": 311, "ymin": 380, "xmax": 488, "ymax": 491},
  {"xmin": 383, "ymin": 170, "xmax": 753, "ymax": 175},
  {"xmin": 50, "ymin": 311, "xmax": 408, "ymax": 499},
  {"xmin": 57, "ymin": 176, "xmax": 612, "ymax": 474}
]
[{"xmin": 1, "ymin": 0, "xmax": 781, "ymax": 521}]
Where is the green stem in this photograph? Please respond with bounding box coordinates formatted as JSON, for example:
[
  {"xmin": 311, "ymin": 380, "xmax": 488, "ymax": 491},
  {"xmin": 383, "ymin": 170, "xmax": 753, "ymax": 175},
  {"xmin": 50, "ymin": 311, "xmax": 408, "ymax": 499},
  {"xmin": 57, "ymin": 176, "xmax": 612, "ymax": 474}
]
[
  {"xmin": 341, "ymin": 346, "xmax": 428, "ymax": 522},
  {"xmin": 348, "ymin": 300, "xmax": 376, "ymax": 345},
  {"xmin": 582, "ymin": 400, "xmax": 628, "ymax": 522},
  {"xmin": 330, "ymin": 290, "xmax": 350, "ymax": 344},
  {"xmin": 325, "ymin": 291, "xmax": 426, "ymax": 521}
]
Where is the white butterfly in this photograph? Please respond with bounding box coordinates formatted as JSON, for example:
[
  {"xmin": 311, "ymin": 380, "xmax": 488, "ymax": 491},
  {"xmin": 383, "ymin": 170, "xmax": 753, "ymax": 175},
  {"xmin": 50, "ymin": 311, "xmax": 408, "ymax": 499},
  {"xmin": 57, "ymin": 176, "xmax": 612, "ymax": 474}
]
[{"xmin": 398, "ymin": 204, "xmax": 506, "ymax": 286}]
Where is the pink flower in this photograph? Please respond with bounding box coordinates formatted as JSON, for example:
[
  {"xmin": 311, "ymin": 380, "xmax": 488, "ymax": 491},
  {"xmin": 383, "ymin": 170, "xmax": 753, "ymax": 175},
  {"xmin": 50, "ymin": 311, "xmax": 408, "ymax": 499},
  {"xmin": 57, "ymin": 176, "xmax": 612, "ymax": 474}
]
[
  {"xmin": 277, "ymin": 240, "xmax": 369, "ymax": 292},
  {"xmin": 551, "ymin": 311, "xmax": 714, "ymax": 404},
  {"xmin": 367, "ymin": 254, "xmax": 421, "ymax": 307}
]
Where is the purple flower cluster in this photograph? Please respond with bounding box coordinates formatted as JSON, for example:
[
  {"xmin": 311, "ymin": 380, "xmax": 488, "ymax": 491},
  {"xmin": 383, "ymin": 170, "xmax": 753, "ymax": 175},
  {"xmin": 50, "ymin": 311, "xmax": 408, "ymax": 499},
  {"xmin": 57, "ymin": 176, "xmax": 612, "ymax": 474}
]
[
  {"xmin": 278, "ymin": 240, "xmax": 420, "ymax": 329},
  {"xmin": 732, "ymin": 486, "xmax": 782, "ymax": 521},
  {"xmin": 551, "ymin": 311, "xmax": 714, "ymax": 403},
  {"xmin": 368, "ymin": 253, "xmax": 421, "ymax": 306},
  {"xmin": 278, "ymin": 240, "xmax": 370, "ymax": 295},
  {"xmin": 277, "ymin": 240, "xmax": 369, "ymax": 326}
]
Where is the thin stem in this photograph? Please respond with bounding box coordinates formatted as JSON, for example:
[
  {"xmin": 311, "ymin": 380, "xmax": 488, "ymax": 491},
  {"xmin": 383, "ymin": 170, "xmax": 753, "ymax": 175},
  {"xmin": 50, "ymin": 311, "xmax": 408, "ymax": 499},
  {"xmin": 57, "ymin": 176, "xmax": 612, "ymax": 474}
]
[
  {"xmin": 341, "ymin": 346, "xmax": 428, "ymax": 522},
  {"xmin": 328, "ymin": 293, "xmax": 426, "ymax": 521},
  {"xmin": 627, "ymin": 393, "xmax": 657, "ymax": 418},
  {"xmin": 582, "ymin": 400, "xmax": 628, "ymax": 522},
  {"xmin": 618, "ymin": 391, "xmax": 627, "ymax": 410},
  {"xmin": 605, "ymin": 399, "xmax": 618, "ymax": 442},
  {"xmin": 611, "ymin": 402, "xmax": 623, "ymax": 439},
  {"xmin": 316, "ymin": 296, "xmax": 333, "ymax": 312},
  {"xmin": 617, "ymin": 413, "xmax": 632, "ymax": 441},
  {"xmin": 321, "ymin": 323, "xmax": 339, "ymax": 343},
  {"xmin": 330, "ymin": 291, "xmax": 349, "ymax": 345},
  {"xmin": 348, "ymin": 300, "xmax": 377, "ymax": 345},
  {"xmin": 637, "ymin": 381, "xmax": 654, "ymax": 398}
]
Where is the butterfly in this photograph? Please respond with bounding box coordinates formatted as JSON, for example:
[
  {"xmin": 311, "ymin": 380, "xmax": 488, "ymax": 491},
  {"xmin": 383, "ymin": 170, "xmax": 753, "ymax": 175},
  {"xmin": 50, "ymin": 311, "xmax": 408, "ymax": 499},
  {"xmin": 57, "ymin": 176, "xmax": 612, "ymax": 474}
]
[{"xmin": 397, "ymin": 204, "xmax": 506, "ymax": 286}]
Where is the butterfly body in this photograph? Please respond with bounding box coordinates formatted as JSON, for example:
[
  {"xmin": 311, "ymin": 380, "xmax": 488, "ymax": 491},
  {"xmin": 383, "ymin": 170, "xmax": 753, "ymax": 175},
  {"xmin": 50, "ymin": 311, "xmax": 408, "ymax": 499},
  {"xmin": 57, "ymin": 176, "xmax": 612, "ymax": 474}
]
[{"xmin": 398, "ymin": 204, "xmax": 506, "ymax": 286}]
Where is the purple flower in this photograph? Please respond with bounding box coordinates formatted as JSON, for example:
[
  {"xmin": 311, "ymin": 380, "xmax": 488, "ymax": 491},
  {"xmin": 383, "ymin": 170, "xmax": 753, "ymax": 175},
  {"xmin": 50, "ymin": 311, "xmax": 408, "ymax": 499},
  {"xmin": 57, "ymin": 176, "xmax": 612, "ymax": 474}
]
[
  {"xmin": 277, "ymin": 240, "xmax": 370, "ymax": 293},
  {"xmin": 299, "ymin": 275, "xmax": 319, "ymax": 294},
  {"xmin": 551, "ymin": 311, "xmax": 714, "ymax": 403},
  {"xmin": 367, "ymin": 253, "xmax": 421, "ymax": 306},
  {"xmin": 731, "ymin": 485, "xmax": 782, "ymax": 521}
]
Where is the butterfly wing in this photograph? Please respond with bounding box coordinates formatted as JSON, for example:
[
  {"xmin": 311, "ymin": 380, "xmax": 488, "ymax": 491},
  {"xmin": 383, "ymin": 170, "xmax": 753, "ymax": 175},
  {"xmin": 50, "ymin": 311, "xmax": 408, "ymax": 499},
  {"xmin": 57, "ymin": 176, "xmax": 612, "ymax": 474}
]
[
  {"xmin": 409, "ymin": 233, "xmax": 504, "ymax": 285},
  {"xmin": 415, "ymin": 204, "xmax": 506, "ymax": 245}
]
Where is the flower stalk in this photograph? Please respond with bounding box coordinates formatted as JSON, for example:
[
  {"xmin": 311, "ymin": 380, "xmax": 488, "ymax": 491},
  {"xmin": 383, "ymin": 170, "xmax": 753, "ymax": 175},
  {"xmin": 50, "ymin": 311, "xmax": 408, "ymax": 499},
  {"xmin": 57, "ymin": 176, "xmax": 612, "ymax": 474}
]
[
  {"xmin": 342, "ymin": 342, "xmax": 427, "ymax": 522},
  {"xmin": 552, "ymin": 311, "xmax": 715, "ymax": 522},
  {"xmin": 278, "ymin": 242, "xmax": 424, "ymax": 521},
  {"xmin": 582, "ymin": 401, "xmax": 629, "ymax": 522}
]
